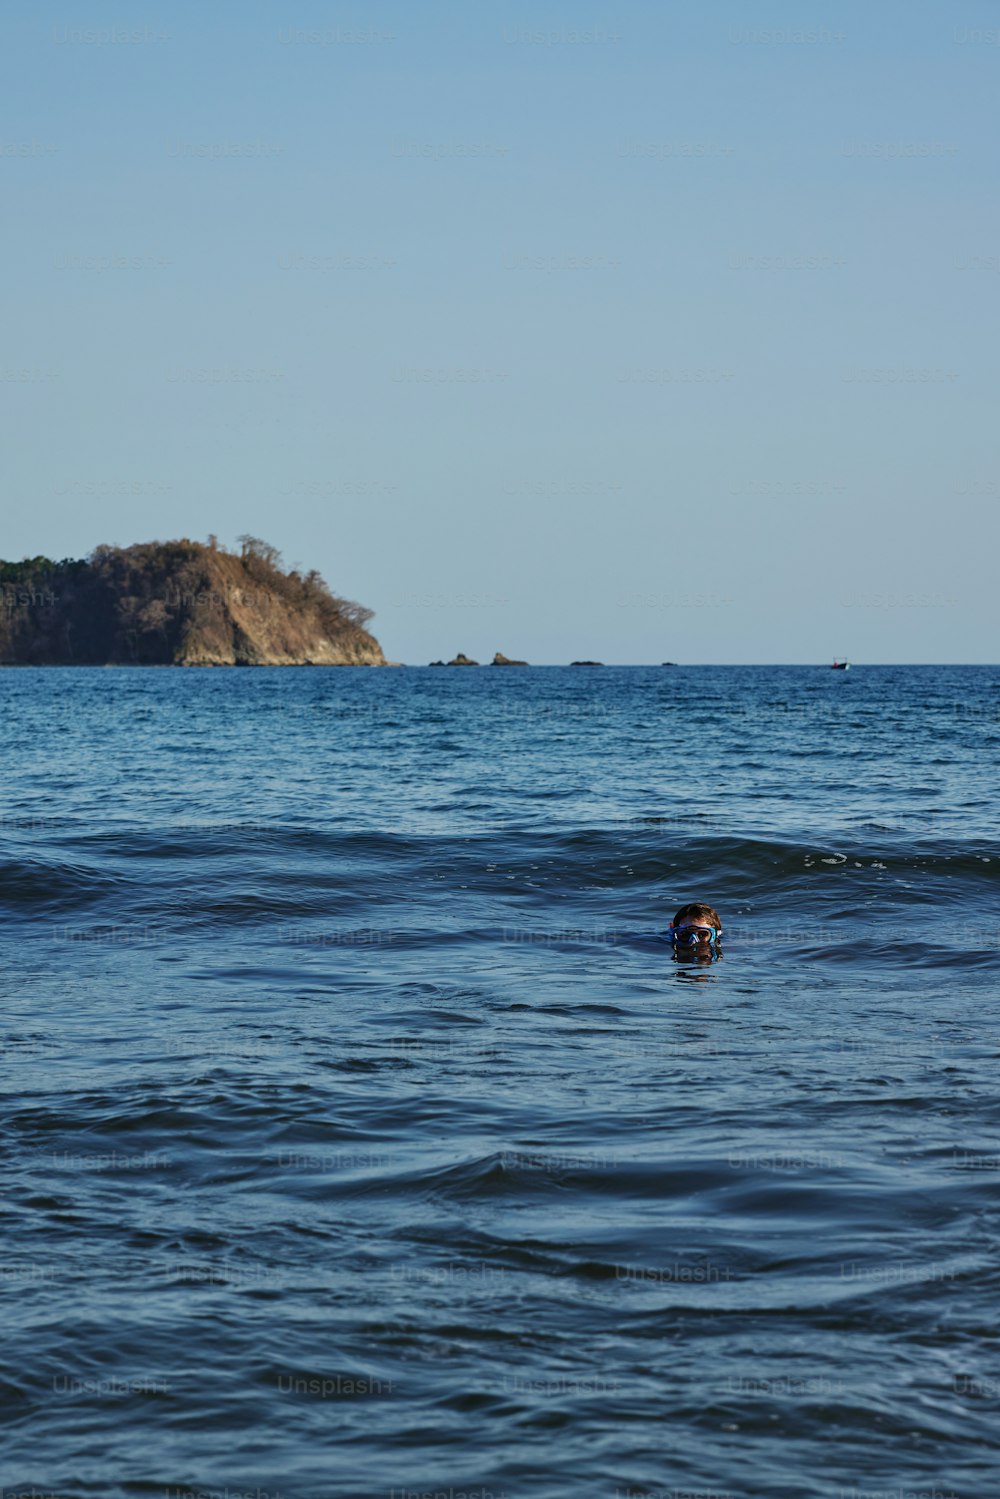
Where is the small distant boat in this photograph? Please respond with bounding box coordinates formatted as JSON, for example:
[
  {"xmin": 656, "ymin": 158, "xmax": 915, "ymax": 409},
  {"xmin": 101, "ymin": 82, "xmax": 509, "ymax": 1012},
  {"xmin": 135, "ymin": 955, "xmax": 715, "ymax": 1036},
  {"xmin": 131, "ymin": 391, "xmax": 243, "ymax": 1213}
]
[{"xmin": 831, "ymin": 659, "xmax": 850, "ymax": 670}]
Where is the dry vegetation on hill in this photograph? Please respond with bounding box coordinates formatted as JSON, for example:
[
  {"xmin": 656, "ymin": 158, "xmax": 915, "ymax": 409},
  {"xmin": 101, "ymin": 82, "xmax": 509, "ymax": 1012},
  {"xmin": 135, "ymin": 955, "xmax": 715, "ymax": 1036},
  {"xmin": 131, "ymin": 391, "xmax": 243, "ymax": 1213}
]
[{"xmin": 0, "ymin": 536, "xmax": 384, "ymax": 665}]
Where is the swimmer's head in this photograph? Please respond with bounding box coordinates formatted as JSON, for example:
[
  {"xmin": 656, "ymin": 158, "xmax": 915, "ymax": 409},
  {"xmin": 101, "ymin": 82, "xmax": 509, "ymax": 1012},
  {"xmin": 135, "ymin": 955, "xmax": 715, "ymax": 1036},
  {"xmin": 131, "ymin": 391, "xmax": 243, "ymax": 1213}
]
[{"xmin": 669, "ymin": 901, "xmax": 722, "ymax": 947}]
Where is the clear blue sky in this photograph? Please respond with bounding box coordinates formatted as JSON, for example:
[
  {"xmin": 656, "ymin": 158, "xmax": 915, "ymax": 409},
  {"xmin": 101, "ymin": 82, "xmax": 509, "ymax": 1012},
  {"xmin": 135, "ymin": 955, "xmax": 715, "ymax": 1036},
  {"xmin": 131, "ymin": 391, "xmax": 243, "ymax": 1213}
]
[{"xmin": 4, "ymin": 0, "xmax": 998, "ymax": 663}]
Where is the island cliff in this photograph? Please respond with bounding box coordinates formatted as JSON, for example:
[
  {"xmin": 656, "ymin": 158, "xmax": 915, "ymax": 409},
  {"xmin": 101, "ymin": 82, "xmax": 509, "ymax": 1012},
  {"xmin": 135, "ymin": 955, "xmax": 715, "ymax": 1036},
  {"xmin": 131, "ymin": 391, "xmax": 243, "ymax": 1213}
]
[{"xmin": 0, "ymin": 536, "xmax": 385, "ymax": 666}]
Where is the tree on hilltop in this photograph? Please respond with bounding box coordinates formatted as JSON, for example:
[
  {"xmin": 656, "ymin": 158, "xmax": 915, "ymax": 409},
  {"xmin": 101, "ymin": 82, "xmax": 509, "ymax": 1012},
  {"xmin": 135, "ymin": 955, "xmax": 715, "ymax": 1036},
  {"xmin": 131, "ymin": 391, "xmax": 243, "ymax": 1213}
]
[{"xmin": 237, "ymin": 535, "xmax": 283, "ymax": 569}]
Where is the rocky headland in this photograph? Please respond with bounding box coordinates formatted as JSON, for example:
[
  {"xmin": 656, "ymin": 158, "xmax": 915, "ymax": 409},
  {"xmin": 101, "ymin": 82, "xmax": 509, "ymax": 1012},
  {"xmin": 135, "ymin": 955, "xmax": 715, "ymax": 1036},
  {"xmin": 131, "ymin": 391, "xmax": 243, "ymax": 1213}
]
[{"xmin": 0, "ymin": 536, "xmax": 385, "ymax": 666}]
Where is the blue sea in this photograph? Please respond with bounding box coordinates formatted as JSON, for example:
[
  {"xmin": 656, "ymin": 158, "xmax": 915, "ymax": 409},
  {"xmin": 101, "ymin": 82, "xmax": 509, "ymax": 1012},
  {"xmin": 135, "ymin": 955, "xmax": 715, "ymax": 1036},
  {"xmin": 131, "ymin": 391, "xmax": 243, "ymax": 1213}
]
[{"xmin": 2, "ymin": 664, "xmax": 999, "ymax": 1499}]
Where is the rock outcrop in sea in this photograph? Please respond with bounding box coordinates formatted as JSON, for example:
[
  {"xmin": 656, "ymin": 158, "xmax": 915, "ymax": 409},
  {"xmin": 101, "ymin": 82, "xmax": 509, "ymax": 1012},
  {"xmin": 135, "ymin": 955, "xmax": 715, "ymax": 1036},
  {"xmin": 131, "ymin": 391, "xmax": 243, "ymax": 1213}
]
[
  {"xmin": 446, "ymin": 652, "xmax": 479, "ymax": 666},
  {"xmin": 0, "ymin": 536, "xmax": 385, "ymax": 666},
  {"xmin": 492, "ymin": 652, "xmax": 528, "ymax": 666}
]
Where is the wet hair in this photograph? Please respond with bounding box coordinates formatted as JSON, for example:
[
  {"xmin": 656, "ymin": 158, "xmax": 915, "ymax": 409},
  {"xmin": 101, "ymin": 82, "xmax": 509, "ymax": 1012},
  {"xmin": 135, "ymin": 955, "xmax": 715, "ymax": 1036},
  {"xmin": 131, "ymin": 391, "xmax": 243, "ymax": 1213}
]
[{"xmin": 672, "ymin": 901, "xmax": 722, "ymax": 932}]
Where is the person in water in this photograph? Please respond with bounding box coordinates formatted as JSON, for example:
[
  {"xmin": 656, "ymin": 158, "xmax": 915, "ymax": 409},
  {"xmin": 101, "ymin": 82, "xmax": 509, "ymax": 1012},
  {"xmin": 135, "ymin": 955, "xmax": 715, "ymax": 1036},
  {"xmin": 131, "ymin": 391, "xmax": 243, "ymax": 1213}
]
[{"xmin": 669, "ymin": 901, "xmax": 723, "ymax": 959}]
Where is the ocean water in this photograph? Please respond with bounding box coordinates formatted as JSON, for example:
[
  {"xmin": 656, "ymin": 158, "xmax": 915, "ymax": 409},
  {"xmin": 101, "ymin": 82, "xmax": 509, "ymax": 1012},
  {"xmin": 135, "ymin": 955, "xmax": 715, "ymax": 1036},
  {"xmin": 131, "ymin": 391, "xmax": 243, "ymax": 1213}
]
[{"xmin": 2, "ymin": 664, "xmax": 999, "ymax": 1499}]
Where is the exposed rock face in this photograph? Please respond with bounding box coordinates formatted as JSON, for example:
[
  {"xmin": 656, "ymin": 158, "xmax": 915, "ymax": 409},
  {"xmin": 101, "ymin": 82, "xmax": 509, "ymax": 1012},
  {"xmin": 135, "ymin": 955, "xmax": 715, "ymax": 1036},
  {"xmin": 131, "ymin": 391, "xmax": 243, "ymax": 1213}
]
[
  {"xmin": 492, "ymin": 652, "xmax": 527, "ymax": 666},
  {"xmin": 0, "ymin": 538, "xmax": 385, "ymax": 666},
  {"xmin": 447, "ymin": 652, "xmax": 479, "ymax": 666}
]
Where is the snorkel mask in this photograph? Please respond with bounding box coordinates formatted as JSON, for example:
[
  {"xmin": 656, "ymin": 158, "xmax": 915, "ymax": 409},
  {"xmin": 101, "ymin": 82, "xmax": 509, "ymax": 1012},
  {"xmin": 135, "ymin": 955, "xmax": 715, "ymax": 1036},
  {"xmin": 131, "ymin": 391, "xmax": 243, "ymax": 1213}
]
[{"xmin": 670, "ymin": 924, "xmax": 721, "ymax": 948}]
